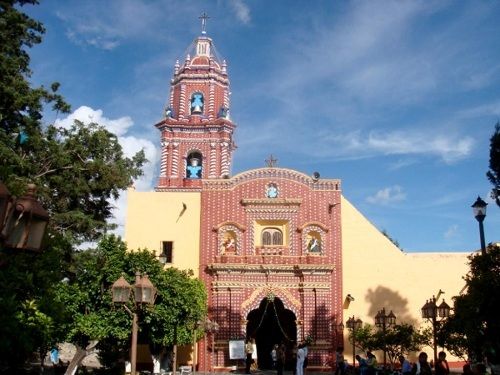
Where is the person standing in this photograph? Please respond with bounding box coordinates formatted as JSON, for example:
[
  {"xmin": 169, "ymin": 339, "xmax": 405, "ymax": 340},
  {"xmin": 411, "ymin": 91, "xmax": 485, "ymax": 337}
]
[
  {"xmin": 302, "ymin": 342, "xmax": 309, "ymax": 375},
  {"xmin": 335, "ymin": 347, "xmax": 345, "ymax": 375},
  {"xmin": 435, "ymin": 352, "xmax": 450, "ymax": 375},
  {"xmin": 277, "ymin": 343, "xmax": 286, "ymax": 375},
  {"xmin": 271, "ymin": 345, "xmax": 278, "ymax": 369},
  {"xmin": 399, "ymin": 355, "xmax": 412, "ymax": 375},
  {"xmin": 296, "ymin": 343, "xmax": 306, "ymax": 375},
  {"xmin": 366, "ymin": 352, "xmax": 378, "ymax": 375},
  {"xmin": 411, "ymin": 352, "xmax": 432, "ymax": 375},
  {"xmin": 245, "ymin": 339, "xmax": 254, "ymax": 374},
  {"xmin": 356, "ymin": 354, "xmax": 368, "ymax": 375}
]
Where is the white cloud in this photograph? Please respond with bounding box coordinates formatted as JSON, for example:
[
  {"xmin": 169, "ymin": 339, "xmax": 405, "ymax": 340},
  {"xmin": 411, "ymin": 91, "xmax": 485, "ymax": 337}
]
[
  {"xmin": 313, "ymin": 129, "xmax": 474, "ymax": 164},
  {"xmin": 367, "ymin": 131, "xmax": 474, "ymax": 163},
  {"xmin": 228, "ymin": 0, "xmax": 251, "ymax": 24},
  {"xmin": 366, "ymin": 185, "xmax": 406, "ymax": 205},
  {"xmin": 55, "ymin": 106, "xmax": 133, "ymax": 136},
  {"xmin": 56, "ymin": 1, "xmax": 185, "ymax": 50},
  {"xmin": 55, "ymin": 106, "xmax": 159, "ymax": 236}
]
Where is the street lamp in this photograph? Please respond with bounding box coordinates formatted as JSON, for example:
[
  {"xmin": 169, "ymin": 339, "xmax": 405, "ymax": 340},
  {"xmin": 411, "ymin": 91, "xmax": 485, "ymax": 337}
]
[
  {"xmin": 472, "ymin": 196, "xmax": 487, "ymax": 255},
  {"xmin": 199, "ymin": 318, "xmax": 219, "ymax": 373},
  {"xmin": 112, "ymin": 272, "xmax": 157, "ymax": 375},
  {"xmin": 346, "ymin": 316, "xmax": 362, "ymax": 366},
  {"xmin": 0, "ymin": 182, "xmax": 49, "ymax": 252},
  {"xmin": 374, "ymin": 308, "xmax": 396, "ymax": 366},
  {"xmin": 332, "ymin": 320, "xmax": 344, "ymax": 349},
  {"xmin": 421, "ymin": 294, "xmax": 451, "ymax": 365}
]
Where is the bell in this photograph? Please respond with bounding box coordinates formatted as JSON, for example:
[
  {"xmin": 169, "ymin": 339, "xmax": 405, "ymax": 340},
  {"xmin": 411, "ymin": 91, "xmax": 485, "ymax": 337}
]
[{"xmin": 192, "ymin": 105, "xmax": 202, "ymax": 114}]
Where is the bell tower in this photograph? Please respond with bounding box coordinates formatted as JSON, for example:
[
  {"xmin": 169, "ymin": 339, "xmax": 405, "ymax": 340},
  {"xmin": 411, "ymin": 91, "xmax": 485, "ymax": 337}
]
[{"xmin": 155, "ymin": 16, "xmax": 236, "ymax": 190}]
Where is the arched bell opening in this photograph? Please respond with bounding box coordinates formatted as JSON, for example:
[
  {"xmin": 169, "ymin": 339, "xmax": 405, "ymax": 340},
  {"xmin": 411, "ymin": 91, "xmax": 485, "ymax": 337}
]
[{"xmin": 186, "ymin": 151, "xmax": 202, "ymax": 179}]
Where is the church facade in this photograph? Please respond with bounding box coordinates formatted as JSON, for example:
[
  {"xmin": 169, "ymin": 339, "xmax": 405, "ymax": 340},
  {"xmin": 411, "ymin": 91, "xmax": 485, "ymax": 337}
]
[{"xmin": 125, "ymin": 26, "xmax": 471, "ymax": 371}]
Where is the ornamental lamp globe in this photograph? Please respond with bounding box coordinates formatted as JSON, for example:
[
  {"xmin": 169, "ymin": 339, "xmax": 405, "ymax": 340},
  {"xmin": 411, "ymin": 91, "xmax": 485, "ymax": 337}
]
[{"xmin": 111, "ymin": 276, "xmax": 132, "ymax": 303}]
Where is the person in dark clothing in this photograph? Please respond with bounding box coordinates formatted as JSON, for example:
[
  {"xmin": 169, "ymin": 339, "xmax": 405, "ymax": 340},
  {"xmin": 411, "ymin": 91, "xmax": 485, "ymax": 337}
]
[
  {"xmin": 435, "ymin": 352, "xmax": 450, "ymax": 375},
  {"xmin": 276, "ymin": 343, "xmax": 286, "ymax": 375},
  {"xmin": 411, "ymin": 352, "xmax": 432, "ymax": 375},
  {"xmin": 245, "ymin": 339, "xmax": 254, "ymax": 374}
]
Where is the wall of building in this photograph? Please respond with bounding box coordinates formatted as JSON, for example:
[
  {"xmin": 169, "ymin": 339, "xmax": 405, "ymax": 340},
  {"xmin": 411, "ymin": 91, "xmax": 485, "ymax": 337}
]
[
  {"xmin": 124, "ymin": 188, "xmax": 202, "ymax": 274},
  {"xmin": 341, "ymin": 195, "xmax": 470, "ymax": 363}
]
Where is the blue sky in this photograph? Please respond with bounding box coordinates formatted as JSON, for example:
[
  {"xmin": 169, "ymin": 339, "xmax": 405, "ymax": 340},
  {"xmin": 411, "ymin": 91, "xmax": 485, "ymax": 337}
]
[{"xmin": 24, "ymin": 0, "xmax": 500, "ymax": 252}]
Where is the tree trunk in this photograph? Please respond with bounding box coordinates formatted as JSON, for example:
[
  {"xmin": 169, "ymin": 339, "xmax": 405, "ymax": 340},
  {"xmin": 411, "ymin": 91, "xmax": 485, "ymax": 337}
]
[{"xmin": 64, "ymin": 341, "xmax": 98, "ymax": 375}]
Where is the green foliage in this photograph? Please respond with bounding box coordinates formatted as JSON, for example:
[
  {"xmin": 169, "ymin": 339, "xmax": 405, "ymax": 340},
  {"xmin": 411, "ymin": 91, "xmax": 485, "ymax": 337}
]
[
  {"xmin": 352, "ymin": 324, "xmax": 429, "ymax": 365},
  {"xmin": 381, "ymin": 229, "xmax": 403, "ymax": 251},
  {"xmin": 55, "ymin": 235, "xmax": 207, "ymax": 367},
  {"xmin": 439, "ymin": 244, "xmax": 500, "ymax": 363},
  {"xmin": 0, "ymin": 1, "xmax": 146, "ymax": 369},
  {"xmin": 0, "ymin": 244, "xmax": 69, "ymax": 368},
  {"xmin": 487, "ymin": 122, "xmax": 500, "ymax": 206},
  {"xmin": 0, "ymin": 0, "xmax": 70, "ymax": 134}
]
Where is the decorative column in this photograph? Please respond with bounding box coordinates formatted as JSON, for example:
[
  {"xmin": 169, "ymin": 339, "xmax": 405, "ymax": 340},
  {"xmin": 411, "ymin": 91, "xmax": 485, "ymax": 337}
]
[
  {"xmin": 220, "ymin": 142, "xmax": 229, "ymax": 177},
  {"xmin": 179, "ymin": 84, "xmax": 187, "ymax": 117},
  {"xmin": 171, "ymin": 143, "xmax": 180, "ymax": 177},
  {"xmin": 159, "ymin": 140, "xmax": 169, "ymax": 177},
  {"xmin": 209, "ymin": 143, "xmax": 217, "ymax": 178}
]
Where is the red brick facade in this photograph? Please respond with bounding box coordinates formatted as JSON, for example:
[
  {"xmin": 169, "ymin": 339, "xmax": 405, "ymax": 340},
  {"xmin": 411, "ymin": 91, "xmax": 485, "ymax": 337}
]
[{"xmin": 198, "ymin": 169, "xmax": 344, "ymax": 370}]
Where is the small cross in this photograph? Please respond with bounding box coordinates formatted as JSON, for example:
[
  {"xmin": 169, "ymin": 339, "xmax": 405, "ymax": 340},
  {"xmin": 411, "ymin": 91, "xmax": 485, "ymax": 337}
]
[
  {"xmin": 265, "ymin": 154, "xmax": 278, "ymax": 168},
  {"xmin": 199, "ymin": 12, "xmax": 210, "ymax": 35}
]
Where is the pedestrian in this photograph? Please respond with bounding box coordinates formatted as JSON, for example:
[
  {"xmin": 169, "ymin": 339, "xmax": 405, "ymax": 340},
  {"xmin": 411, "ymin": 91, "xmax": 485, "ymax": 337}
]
[
  {"xmin": 50, "ymin": 347, "xmax": 60, "ymax": 366},
  {"xmin": 411, "ymin": 352, "xmax": 432, "ymax": 375},
  {"xmin": 245, "ymin": 339, "xmax": 254, "ymax": 374},
  {"xmin": 303, "ymin": 342, "xmax": 309, "ymax": 375},
  {"xmin": 399, "ymin": 355, "xmax": 412, "ymax": 375},
  {"xmin": 271, "ymin": 344, "xmax": 278, "ymax": 369},
  {"xmin": 356, "ymin": 354, "xmax": 368, "ymax": 375},
  {"xmin": 251, "ymin": 339, "xmax": 258, "ymax": 370},
  {"xmin": 335, "ymin": 347, "xmax": 345, "ymax": 375},
  {"xmin": 277, "ymin": 343, "xmax": 286, "ymax": 375},
  {"xmin": 366, "ymin": 352, "xmax": 378, "ymax": 375},
  {"xmin": 296, "ymin": 343, "xmax": 306, "ymax": 375},
  {"xmin": 435, "ymin": 352, "xmax": 450, "ymax": 375}
]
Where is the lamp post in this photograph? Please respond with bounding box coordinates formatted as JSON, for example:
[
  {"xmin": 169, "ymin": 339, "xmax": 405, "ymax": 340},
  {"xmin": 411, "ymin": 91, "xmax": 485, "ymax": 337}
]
[
  {"xmin": 472, "ymin": 196, "xmax": 487, "ymax": 255},
  {"xmin": 421, "ymin": 295, "xmax": 451, "ymax": 365},
  {"xmin": 332, "ymin": 320, "xmax": 345, "ymax": 349},
  {"xmin": 374, "ymin": 308, "xmax": 396, "ymax": 366},
  {"xmin": 346, "ymin": 316, "xmax": 362, "ymax": 367},
  {"xmin": 112, "ymin": 272, "xmax": 157, "ymax": 375},
  {"xmin": 0, "ymin": 182, "xmax": 49, "ymax": 252},
  {"xmin": 199, "ymin": 318, "xmax": 219, "ymax": 373}
]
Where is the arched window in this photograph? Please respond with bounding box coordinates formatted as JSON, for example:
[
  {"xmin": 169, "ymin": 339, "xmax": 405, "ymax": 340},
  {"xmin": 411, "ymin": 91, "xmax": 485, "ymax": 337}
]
[
  {"xmin": 261, "ymin": 228, "xmax": 283, "ymax": 246},
  {"xmin": 186, "ymin": 151, "xmax": 202, "ymax": 179},
  {"xmin": 190, "ymin": 92, "xmax": 204, "ymax": 114}
]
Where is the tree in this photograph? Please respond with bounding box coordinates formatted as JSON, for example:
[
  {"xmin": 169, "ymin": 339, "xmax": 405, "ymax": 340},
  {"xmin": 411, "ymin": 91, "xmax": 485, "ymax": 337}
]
[
  {"xmin": 487, "ymin": 122, "xmax": 500, "ymax": 206},
  {"xmin": 0, "ymin": 0, "xmax": 146, "ymax": 369},
  {"xmin": 55, "ymin": 235, "xmax": 208, "ymax": 374},
  {"xmin": 352, "ymin": 324, "xmax": 429, "ymax": 367},
  {"xmin": 438, "ymin": 244, "xmax": 500, "ymax": 364}
]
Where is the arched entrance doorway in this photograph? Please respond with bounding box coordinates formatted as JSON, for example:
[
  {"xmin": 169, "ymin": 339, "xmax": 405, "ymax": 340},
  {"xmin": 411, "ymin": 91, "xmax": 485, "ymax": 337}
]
[{"xmin": 246, "ymin": 297, "xmax": 297, "ymax": 370}]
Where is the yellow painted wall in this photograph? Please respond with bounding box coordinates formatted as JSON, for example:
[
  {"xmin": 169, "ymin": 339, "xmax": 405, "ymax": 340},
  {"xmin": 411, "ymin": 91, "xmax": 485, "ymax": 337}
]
[
  {"xmin": 124, "ymin": 188, "xmax": 201, "ymax": 274},
  {"xmin": 341, "ymin": 195, "xmax": 470, "ymax": 362}
]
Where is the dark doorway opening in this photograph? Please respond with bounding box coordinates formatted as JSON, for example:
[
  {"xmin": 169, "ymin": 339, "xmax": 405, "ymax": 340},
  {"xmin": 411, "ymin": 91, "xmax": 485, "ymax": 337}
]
[{"xmin": 246, "ymin": 297, "xmax": 297, "ymax": 370}]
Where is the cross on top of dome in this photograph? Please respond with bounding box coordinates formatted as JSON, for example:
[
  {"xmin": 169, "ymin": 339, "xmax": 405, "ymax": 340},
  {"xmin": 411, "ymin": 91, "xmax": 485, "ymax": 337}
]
[{"xmin": 199, "ymin": 12, "xmax": 210, "ymax": 35}]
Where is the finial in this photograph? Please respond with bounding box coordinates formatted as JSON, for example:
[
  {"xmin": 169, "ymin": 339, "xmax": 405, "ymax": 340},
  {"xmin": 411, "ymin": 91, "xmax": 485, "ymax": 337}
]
[
  {"xmin": 265, "ymin": 154, "xmax": 278, "ymax": 168},
  {"xmin": 199, "ymin": 12, "xmax": 210, "ymax": 35}
]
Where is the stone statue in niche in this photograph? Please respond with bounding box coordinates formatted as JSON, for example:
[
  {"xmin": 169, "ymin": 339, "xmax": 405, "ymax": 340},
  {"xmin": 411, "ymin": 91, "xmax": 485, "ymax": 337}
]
[
  {"xmin": 220, "ymin": 234, "xmax": 236, "ymax": 254},
  {"xmin": 307, "ymin": 237, "xmax": 321, "ymax": 253}
]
